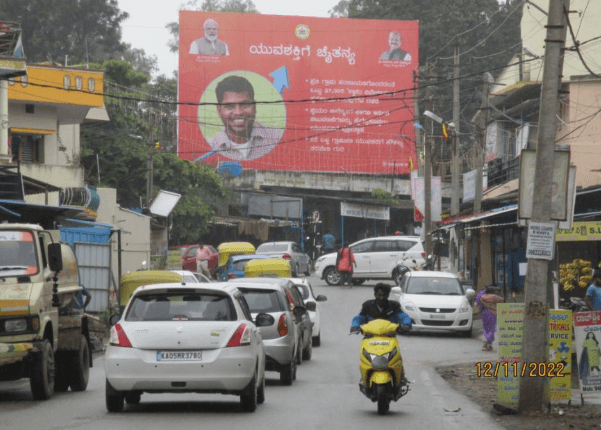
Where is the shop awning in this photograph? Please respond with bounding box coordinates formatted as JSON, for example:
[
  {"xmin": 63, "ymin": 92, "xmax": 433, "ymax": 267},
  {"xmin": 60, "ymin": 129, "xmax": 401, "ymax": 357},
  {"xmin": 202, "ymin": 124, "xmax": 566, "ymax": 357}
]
[
  {"xmin": 460, "ymin": 205, "xmax": 517, "ymax": 224},
  {"xmin": 11, "ymin": 127, "xmax": 56, "ymax": 135}
]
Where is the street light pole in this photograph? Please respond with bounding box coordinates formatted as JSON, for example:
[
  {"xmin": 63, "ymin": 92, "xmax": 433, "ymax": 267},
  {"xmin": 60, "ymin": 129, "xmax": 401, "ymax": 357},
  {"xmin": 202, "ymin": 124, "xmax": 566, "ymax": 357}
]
[{"xmin": 451, "ymin": 41, "xmax": 461, "ymax": 215}]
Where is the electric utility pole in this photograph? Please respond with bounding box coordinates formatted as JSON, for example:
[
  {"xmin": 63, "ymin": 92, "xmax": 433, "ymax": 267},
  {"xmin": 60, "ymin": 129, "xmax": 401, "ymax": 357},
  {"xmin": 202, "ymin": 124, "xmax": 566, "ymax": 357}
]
[
  {"xmin": 451, "ymin": 40, "xmax": 461, "ymax": 215},
  {"xmin": 414, "ymin": 69, "xmax": 424, "ymax": 176},
  {"xmin": 146, "ymin": 115, "xmax": 155, "ymax": 205},
  {"xmin": 519, "ymin": 0, "xmax": 569, "ymax": 413},
  {"xmin": 423, "ymin": 63, "xmax": 433, "ymax": 258},
  {"xmin": 474, "ymin": 73, "xmax": 493, "ymax": 213}
]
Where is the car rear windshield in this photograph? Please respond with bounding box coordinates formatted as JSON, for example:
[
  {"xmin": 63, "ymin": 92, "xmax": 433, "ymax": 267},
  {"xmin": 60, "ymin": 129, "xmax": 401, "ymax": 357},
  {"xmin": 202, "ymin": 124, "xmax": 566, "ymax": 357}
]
[
  {"xmin": 125, "ymin": 292, "xmax": 236, "ymax": 321},
  {"xmin": 238, "ymin": 288, "xmax": 286, "ymax": 313},
  {"xmin": 406, "ymin": 277, "xmax": 463, "ymax": 295},
  {"xmin": 256, "ymin": 244, "xmax": 288, "ymax": 253}
]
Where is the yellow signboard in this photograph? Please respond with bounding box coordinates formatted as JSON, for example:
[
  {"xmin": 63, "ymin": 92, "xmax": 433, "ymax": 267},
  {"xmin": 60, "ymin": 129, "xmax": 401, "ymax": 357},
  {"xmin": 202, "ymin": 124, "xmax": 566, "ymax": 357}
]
[
  {"xmin": 8, "ymin": 65, "xmax": 103, "ymax": 107},
  {"xmin": 556, "ymin": 222, "xmax": 601, "ymax": 242}
]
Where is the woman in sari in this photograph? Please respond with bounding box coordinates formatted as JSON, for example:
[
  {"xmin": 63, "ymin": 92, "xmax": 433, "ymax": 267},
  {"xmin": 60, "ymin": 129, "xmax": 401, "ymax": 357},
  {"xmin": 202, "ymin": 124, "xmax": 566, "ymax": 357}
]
[{"xmin": 476, "ymin": 286, "xmax": 504, "ymax": 351}]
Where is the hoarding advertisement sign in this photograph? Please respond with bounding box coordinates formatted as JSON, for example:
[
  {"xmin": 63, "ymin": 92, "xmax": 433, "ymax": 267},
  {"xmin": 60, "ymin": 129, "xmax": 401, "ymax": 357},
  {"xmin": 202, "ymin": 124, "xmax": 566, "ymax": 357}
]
[
  {"xmin": 178, "ymin": 11, "xmax": 418, "ymax": 174},
  {"xmin": 573, "ymin": 311, "xmax": 601, "ymax": 396}
]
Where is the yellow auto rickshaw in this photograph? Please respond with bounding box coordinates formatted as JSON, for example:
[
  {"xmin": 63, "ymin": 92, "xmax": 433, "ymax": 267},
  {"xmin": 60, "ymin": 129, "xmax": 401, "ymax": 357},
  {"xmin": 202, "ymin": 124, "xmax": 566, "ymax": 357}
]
[
  {"xmin": 243, "ymin": 258, "xmax": 291, "ymax": 278},
  {"xmin": 217, "ymin": 242, "xmax": 256, "ymax": 267},
  {"xmin": 119, "ymin": 270, "xmax": 182, "ymax": 307}
]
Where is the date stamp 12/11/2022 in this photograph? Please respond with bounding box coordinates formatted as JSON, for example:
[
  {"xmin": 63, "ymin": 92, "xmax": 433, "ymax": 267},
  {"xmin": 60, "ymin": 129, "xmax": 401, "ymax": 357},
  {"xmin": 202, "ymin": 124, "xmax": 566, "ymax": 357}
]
[{"xmin": 475, "ymin": 361, "xmax": 566, "ymax": 378}]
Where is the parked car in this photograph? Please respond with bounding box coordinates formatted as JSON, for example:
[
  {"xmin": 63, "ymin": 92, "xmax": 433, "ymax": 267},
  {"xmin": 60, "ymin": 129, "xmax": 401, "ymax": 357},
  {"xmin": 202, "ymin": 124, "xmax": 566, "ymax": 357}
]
[
  {"xmin": 228, "ymin": 278, "xmax": 311, "ymax": 383},
  {"xmin": 391, "ymin": 270, "xmax": 476, "ymax": 337},
  {"xmin": 288, "ymin": 277, "xmax": 327, "ymax": 346},
  {"xmin": 314, "ymin": 236, "xmax": 426, "ymax": 286},
  {"xmin": 216, "ymin": 254, "xmax": 274, "ymax": 281},
  {"xmin": 105, "ymin": 282, "xmax": 271, "ymax": 412},
  {"xmin": 255, "ymin": 241, "xmax": 311, "ymax": 277},
  {"xmin": 181, "ymin": 245, "xmax": 219, "ymax": 276}
]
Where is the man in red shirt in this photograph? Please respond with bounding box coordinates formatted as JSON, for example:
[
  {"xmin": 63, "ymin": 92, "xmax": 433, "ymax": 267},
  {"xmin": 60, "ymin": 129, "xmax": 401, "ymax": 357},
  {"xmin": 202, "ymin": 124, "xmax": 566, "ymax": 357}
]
[{"xmin": 196, "ymin": 243, "xmax": 212, "ymax": 279}]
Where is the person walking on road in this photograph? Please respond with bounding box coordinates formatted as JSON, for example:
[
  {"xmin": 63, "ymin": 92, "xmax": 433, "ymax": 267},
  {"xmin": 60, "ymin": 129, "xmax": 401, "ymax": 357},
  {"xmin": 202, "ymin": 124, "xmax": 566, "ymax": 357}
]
[
  {"xmin": 585, "ymin": 269, "xmax": 601, "ymax": 311},
  {"xmin": 196, "ymin": 243, "xmax": 212, "ymax": 279},
  {"xmin": 476, "ymin": 285, "xmax": 504, "ymax": 351},
  {"xmin": 322, "ymin": 231, "xmax": 336, "ymax": 254},
  {"xmin": 336, "ymin": 245, "xmax": 356, "ymax": 288}
]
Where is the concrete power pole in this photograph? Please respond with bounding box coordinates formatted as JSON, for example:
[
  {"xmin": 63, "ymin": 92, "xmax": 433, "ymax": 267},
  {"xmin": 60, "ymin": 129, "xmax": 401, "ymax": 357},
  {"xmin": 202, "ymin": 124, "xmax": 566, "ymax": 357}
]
[
  {"xmin": 474, "ymin": 73, "xmax": 493, "ymax": 213},
  {"xmin": 414, "ymin": 69, "xmax": 424, "ymax": 176},
  {"xmin": 451, "ymin": 41, "xmax": 461, "ymax": 215},
  {"xmin": 519, "ymin": 0, "xmax": 569, "ymax": 413},
  {"xmin": 146, "ymin": 115, "xmax": 155, "ymax": 205},
  {"xmin": 423, "ymin": 63, "xmax": 434, "ymax": 258}
]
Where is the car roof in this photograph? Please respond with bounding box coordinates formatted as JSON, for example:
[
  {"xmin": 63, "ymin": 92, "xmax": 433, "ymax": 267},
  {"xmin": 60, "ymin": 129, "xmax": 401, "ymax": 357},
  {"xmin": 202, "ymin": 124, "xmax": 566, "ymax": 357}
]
[
  {"xmin": 171, "ymin": 270, "xmax": 196, "ymax": 276},
  {"xmin": 228, "ymin": 277, "xmax": 293, "ymax": 289},
  {"xmin": 230, "ymin": 254, "xmax": 272, "ymax": 262},
  {"xmin": 257, "ymin": 241, "xmax": 294, "ymax": 246},
  {"xmin": 285, "ymin": 277, "xmax": 309, "ymax": 285},
  {"xmin": 407, "ymin": 270, "xmax": 458, "ymax": 279},
  {"xmin": 132, "ymin": 281, "xmax": 241, "ymax": 295}
]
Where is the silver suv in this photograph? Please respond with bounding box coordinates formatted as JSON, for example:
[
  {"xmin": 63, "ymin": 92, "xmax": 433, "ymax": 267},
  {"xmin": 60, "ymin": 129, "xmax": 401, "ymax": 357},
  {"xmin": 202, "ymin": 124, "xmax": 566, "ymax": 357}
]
[{"xmin": 314, "ymin": 236, "xmax": 425, "ymax": 286}]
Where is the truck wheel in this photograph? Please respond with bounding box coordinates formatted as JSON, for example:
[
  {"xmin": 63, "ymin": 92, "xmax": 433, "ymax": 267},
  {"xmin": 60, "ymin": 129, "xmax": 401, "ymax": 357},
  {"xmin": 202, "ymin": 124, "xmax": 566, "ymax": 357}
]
[
  {"xmin": 106, "ymin": 379, "xmax": 124, "ymax": 412},
  {"xmin": 70, "ymin": 335, "xmax": 90, "ymax": 391},
  {"xmin": 53, "ymin": 352, "xmax": 70, "ymax": 392},
  {"xmin": 30, "ymin": 339, "xmax": 55, "ymax": 400}
]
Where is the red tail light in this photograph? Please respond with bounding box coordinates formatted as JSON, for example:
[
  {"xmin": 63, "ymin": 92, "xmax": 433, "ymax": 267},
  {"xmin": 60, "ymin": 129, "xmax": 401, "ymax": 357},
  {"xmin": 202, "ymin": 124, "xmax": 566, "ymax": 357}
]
[
  {"xmin": 228, "ymin": 273, "xmax": 238, "ymax": 279},
  {"xmin": 110, "ymin": 323, "xmax": 132, "ymax": 348},
  {"xmin": 277, "ymin": 314, "xmax": 288, "ymax": 336},
  {"xmin": 227, "ymin": 323, "xmax": 251, "ymax": 347},
  {"xmin": 282, "ymin": 254, "xmax": 292, "ymax": 260},
  {"xmin": 421, "ymin": 252, "xmax": 425, "ymax": 258}
]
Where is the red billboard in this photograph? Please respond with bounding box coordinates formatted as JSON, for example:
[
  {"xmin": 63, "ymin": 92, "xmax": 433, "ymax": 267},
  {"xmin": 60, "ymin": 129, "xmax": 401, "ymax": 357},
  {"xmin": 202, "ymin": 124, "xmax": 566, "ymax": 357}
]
[{"xmin": 178, "ymin": 11, "xmax": 418, "ymax": 175}]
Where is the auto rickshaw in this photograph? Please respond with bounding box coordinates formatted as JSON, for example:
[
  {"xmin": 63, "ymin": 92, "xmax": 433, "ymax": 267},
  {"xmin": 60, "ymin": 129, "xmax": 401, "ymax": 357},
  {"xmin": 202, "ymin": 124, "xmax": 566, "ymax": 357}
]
[
  {"xmin": 119, "ymin": 270, "xmax": 182, "ymax": 308},
  {"xmin": 243, "ymin": 258, "xmax": 292, "ymax": 278},
  {"xmin": 215, "ymin": 242, "xmax": 256, "ymax": 279}
]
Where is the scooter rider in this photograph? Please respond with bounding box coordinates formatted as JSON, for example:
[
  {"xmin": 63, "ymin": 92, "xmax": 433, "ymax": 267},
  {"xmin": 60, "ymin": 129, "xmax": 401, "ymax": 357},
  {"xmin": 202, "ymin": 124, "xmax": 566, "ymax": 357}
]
[{"xmin": 350, "ymin": 283, "xmax": 412, "ymax": 383}]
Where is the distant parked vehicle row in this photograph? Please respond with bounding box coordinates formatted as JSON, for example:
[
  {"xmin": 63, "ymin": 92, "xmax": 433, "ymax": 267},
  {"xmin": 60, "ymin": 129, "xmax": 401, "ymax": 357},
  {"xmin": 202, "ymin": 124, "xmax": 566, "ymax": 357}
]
[{"xmin": 314, "ymin": 236, "xmax": 426, "ymax": 286}]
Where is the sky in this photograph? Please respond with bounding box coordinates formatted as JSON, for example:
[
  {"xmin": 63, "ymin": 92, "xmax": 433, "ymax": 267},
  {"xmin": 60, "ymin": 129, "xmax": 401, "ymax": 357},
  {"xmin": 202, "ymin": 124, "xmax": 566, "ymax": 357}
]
[{"xmin": 117, "ymin": 0, "xmax": 341, "ymax": 78}]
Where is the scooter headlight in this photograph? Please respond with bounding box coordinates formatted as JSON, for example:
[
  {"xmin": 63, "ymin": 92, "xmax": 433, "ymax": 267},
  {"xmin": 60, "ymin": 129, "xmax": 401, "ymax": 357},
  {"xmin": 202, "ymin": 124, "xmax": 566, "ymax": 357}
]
[{"xmin": 371, "ymin": 354, "xmax": 390, "ymax": 370}]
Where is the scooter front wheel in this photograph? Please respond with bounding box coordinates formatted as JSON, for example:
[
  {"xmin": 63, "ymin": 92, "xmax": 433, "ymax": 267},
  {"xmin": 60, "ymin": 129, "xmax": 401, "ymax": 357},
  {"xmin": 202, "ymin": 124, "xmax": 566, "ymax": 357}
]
[{"xmin": 376, "ymin": 384, "xmax": 390, "ymax": 415}]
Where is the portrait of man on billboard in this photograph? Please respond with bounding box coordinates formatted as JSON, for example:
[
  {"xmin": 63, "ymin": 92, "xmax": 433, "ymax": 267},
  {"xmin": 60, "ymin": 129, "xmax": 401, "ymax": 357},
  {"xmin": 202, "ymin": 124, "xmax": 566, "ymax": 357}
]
[
  {"xmin": 380, "ymin": 31, "xmax": 411, "ymax": 61},
  {"xmin": 189, "ymin": 18, "xmax": 229, "ymax": 56},
  {"xmin": 208, "ymin": 75, "xmax": 284, "ymax": 161}
]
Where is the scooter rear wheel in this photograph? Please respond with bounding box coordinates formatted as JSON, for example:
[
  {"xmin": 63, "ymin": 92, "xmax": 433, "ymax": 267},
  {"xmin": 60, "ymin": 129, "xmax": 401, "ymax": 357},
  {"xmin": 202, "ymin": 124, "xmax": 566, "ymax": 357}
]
[{"xmin": 376, "ymin": 385, "xmax": 390, "ymax": 415}]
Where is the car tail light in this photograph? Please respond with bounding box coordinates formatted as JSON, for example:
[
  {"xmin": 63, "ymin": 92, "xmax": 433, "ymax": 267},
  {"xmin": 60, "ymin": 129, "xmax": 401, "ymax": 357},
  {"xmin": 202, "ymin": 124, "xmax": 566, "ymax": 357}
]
[
  {"xmin": 110, "ymin": 323, "xmax": 132, "ymax": 348},
  {"xmin": 282, "ymin": 254, "xmax": 292, "ymax": 260},
  {"xmin": 227, "ymin": 323, "xmax": 251, "ymax": 347},
  {"xmin": 421, "ymin": 252, "xmax": 425, "ymax": 258},
  {"xmin": 277, "ymin": 314, "xmax": 288, "ymax": 336},
  {"xmin": 228, "ymin": 273, "xmax": 237, "ymax": 279}
]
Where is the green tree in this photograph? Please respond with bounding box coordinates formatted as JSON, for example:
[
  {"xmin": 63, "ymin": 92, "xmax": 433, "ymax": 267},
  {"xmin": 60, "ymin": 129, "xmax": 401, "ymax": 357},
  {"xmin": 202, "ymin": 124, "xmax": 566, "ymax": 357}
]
[
  {"xmin": 167, "ymin": 0, "xmax": 259, "ymax": 53},
  {"xmin": 80, "ymin": 59, "xmax": 229, "ymax": 242},
  {"xmin": 0, "ymin": 0, "xmax": 129, "ymax": 64}
]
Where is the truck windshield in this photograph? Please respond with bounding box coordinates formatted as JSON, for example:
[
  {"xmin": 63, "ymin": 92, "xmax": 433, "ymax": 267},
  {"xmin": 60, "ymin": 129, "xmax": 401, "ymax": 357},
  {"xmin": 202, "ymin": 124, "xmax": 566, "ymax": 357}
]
[{"xmin": 0, "ymin": 230, "xmax": 39, "ymax": 276}]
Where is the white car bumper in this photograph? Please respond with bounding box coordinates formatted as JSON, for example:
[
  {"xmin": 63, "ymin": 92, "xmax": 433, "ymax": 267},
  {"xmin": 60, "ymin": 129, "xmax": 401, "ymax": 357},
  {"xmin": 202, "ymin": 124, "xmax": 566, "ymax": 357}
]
[
  {"xmin": 404, "ymin": 309, "xmax": 472, "ymax": 332},
  {"xmin": 105, "ymin": 345, "xmax": 257, "ymax": 392}
]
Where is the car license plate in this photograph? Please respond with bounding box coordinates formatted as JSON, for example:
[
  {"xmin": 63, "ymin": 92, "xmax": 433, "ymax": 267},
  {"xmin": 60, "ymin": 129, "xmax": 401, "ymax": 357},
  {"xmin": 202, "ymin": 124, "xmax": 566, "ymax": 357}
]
[
  {"xmin": 156, "ymin": 351, "xmax": 202, "ymax": 361},
  {"xmin": 430, "ymin": 314, "xmax": 446, "ymax": 319}
]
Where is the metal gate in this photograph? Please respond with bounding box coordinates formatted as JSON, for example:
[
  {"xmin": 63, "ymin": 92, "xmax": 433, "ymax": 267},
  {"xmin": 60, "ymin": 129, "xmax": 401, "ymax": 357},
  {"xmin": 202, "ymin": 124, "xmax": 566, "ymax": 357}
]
[{"xmin": 74, "ymin": 242, "xmax": 111, "ymax": 313}]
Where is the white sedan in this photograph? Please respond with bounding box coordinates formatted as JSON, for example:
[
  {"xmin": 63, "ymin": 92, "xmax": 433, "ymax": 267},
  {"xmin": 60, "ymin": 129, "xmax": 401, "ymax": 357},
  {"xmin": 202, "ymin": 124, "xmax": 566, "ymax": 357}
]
[
  {"xmin": 392, "ymin": 271, "xmax": 475, "ymax": 337},
  {"xmin": 288, "ymin": 277, "xmax": 327, "ymax": 346},
  {"xmin": 105, "ymin": 282, "xmax": 272, "ymax": 412}
]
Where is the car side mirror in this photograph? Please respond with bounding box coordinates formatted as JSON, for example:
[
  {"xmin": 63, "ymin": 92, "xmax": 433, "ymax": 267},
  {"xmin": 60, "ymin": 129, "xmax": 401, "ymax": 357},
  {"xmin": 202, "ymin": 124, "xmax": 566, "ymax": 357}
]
[
  {"xmin": 465, "ymin": 288, "xmax": 476, "ymax": 298},
  {"xmin": 108, "ymin": 313, "xmax": 121, "ymax": 326},
  {"xmin": 316, "ymin": 295, "xmax": 327, "ymax": 302},
  {"xmin": 255, "ymin": 313, "xmax": 275, "ymax": 327},
  {"xmin": 293, "ymin": 306, "xmax": 307, "ymax": 317},
  {"xmin": 391, "ymin": 286, "xmax": 402, "ymax": 295},
  {"xmin": 305, "ymin": 302, "xmax": 317, "ymax": 312}
]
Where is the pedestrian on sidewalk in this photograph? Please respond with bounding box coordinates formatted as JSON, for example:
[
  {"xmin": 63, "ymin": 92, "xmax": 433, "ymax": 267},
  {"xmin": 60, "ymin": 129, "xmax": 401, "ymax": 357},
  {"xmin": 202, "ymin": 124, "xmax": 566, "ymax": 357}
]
[
  {"xmin": 336, "ymin": 245, "xmax": 356, "ymax": 288},
  {"xmin": 476, "ymin": 285, "xmax": 504, "ymax": 351}
]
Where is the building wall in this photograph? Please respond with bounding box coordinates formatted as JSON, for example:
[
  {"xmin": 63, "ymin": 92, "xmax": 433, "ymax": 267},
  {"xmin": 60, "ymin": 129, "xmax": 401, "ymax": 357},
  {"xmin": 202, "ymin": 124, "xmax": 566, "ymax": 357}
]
[
  {"xmin": 96, "ymin": 188, "xmax": 151, "ymax": 283},
  {"xmin": 568, "ymin": 78, "xmax": 601, "ymax": 188}
]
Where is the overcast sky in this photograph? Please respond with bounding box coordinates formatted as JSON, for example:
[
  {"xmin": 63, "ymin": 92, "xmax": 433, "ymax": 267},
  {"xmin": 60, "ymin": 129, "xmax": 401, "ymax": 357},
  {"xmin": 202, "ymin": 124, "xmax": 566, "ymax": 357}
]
[{"xmin": 118, "ymin": 0, "xmax": 341, "ymax": 78}]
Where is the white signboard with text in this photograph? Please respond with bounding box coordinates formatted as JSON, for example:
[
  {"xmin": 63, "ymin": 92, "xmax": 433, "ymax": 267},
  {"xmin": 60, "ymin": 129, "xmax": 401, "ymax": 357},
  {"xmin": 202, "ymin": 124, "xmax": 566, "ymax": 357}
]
[
  {"xmin": 340, "ymin": 202, "xmax": 390, "ymax": 220},
  {"xmin": 526, "ymin": 222, "xmax": 556, "ymax": 260}
]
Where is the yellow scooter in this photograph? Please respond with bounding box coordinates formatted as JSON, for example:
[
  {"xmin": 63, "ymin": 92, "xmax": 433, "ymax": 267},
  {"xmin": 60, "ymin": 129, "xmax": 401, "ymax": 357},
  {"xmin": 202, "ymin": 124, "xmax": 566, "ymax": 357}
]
[{"xmin": 353, "ymin": 319, "xmax": 410, "ymax": 415}]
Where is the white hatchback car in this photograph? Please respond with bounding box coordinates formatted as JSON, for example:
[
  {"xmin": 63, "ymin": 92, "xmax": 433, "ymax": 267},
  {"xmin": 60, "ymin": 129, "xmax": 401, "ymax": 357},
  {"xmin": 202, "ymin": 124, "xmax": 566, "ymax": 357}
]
[
  {"xmin": 391, "ymin": 271, "xmax": 475, "ymax": 337},
  {"xmin": 105, "ymin": 282, "xmax": 271, "ymax": 412},
  {"xmin": 288, "ymin": 278, "xmax": 327, "ymax": 346},
  {"xmin": 314, "ymin": 236, "xmax": 426, "ymax": 286}
]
